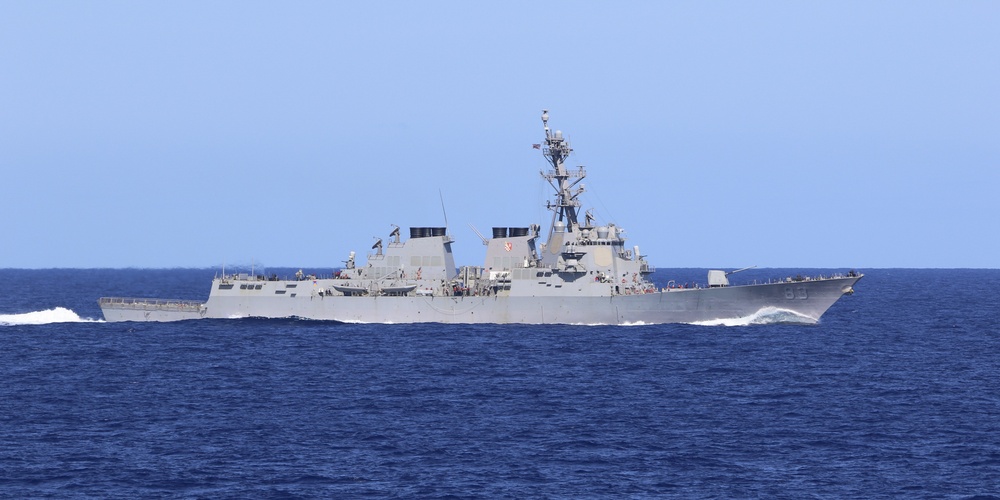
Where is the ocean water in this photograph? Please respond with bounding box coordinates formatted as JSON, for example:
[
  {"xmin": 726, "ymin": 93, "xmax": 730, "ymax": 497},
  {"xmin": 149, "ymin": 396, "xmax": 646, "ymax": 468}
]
[{"xmin": 1, "ymin": 268, "xmax": 998, "ymax": 498}]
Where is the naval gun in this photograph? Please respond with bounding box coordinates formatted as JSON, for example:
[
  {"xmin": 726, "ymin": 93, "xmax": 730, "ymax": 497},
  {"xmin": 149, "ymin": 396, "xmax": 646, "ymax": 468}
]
[{"xmin": 707, "ymin": 266, "xmax": 757, "ymax": 288}]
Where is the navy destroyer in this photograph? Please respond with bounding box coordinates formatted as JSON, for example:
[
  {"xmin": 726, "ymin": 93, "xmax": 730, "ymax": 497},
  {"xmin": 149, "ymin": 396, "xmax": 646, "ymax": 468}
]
[{"xmin": 99, "ymin": 111, "xmax": 861, "ymax": 324}]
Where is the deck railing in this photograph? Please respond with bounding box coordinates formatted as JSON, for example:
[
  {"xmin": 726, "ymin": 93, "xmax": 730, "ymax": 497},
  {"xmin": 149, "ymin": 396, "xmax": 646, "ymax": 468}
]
[{"xmin": 98, "ymin": 297, "xmax": 204, "ymax": 312}]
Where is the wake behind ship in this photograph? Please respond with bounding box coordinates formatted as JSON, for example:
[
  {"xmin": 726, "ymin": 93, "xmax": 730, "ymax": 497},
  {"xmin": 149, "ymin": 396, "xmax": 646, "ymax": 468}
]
[{"xmin": 99, "ymin": 111, "xmax": 862, "ymax": 324}]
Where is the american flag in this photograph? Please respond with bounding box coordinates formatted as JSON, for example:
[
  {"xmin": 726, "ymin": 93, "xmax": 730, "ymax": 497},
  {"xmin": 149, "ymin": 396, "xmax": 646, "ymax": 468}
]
[{"xmin": 532, "ymin": 144, "xmax": 541, "ymax": 149}]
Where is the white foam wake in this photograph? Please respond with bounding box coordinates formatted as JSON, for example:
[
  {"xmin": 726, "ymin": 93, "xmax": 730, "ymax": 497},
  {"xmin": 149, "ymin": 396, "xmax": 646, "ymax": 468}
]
[
  {"xmin": 0, "ymin": 307, "xmax": 104, "ymax": 326},
  {"xmin": 690, "ymin": 307, "xmax": 817, "ymax": 327}
]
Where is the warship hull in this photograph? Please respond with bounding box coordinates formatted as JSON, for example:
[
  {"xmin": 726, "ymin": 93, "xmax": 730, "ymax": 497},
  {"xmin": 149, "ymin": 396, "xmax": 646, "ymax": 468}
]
[
  {"xmin": 98, "ymin": 111, "xmax": 862, "ymax": 325},
  {"xmin": 99, "ymin": 274, "xmax": 860, "ymax": 325}
]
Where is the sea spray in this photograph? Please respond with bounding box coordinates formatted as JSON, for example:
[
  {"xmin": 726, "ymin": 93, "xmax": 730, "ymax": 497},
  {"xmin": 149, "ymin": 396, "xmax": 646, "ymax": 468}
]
[
  {"xmin": 690, "ymin": 306, "xmax": 817, "ymax": 327},
  {"xmin": 0, "ymin": 307, "xmax": 103, "ymax": 326}
]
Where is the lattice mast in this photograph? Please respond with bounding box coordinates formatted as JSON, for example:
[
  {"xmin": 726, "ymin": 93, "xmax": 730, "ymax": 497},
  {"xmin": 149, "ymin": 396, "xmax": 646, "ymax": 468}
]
[{"xmin": 539, "ymin": 110, "xmax": 587, "ymax": 240}]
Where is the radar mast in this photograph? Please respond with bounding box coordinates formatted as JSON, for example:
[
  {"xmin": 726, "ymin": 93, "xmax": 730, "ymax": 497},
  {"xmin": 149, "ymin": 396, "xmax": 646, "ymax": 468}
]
[{"xmin": 539, "ymin": 110, "xmax": 586, "ymax": 239}]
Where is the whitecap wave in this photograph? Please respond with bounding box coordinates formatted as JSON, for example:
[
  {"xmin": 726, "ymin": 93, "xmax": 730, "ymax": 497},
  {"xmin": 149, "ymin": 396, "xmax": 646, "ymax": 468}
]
[
  {"xmin": 0, "ymin": 307, "xmax": 104, "ymax": 326},
  {"xmin": 690, "ymin": 307, "xmax": 818, "ymax": 327}
]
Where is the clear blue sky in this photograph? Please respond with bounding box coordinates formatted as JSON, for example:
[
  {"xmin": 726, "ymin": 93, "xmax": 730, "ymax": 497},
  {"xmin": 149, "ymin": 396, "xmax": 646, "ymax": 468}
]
[{"xmin": 2, "ymin": 2, "xmax": 998, "ymax": 269}]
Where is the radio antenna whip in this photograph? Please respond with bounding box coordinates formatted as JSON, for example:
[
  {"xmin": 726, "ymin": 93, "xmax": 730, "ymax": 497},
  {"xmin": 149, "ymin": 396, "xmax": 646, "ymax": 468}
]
[{"xmin": 439, "ymin": 189, "xmax": 449, "ymax": 232}]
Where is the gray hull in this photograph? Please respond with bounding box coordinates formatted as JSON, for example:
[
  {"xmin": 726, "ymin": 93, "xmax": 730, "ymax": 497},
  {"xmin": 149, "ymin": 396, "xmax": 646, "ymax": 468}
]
[
  {"xmin": 98, "ymin": 297, "xmax": 206, "ymax": 322},
  {"xmin": 100, "ymin": 275, "xmax": 860, "ymax": 325}
]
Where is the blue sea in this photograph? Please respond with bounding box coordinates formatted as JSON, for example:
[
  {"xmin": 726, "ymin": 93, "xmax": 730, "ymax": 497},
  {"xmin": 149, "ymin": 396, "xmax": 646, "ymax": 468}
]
[{"xmin": 1, "ymin": 268, "xmax": 998, "ymax": 498}]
